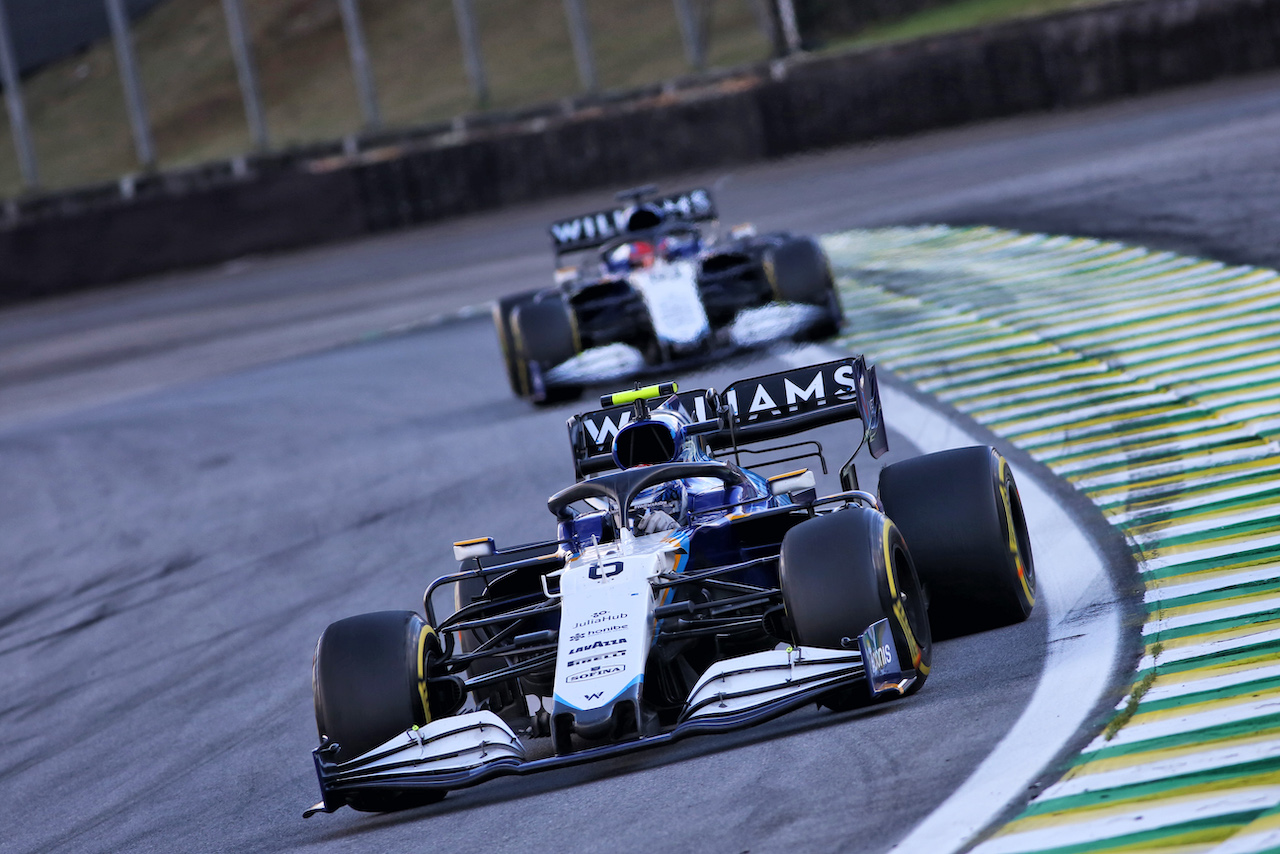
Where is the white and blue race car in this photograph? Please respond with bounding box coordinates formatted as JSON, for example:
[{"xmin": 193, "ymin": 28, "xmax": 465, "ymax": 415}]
[
  {"xmin": 306, "ymin": 357, "xmax": 1036, "ymax": 815},
  {"xmin": 494, "ymin": 187, "xmax": 844, "ymax": 403}
]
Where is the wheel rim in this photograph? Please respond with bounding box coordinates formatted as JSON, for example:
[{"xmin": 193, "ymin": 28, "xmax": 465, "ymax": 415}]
[
  {"xmin": 997, "ymin": 462, "xmax": 1036, "ymax": 610},
  {"xmin": 890, "ymin": 543, "xmax": 931, "ymax": 677}
]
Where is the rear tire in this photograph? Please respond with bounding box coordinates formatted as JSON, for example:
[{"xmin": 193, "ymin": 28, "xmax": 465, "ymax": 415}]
[
  {"xmin": 765, "ymin": 237, "xmax": 842, "ymax": 339},
  {"xmin": 313, "ymin": 610, "xmax": 446, "ymax": 812},
  {"xmin": 779, "ymin": 508, "xmax": 932, "ymax": 710},
  {"xmin": 878, "ymin": 446, "xmax": 1036, "ymax": 640},
  {"xmin": 511, "ymin": 295, "xmax": 583, "ymax": 404},
  {"xmin": 493, "ymin": 291, "xmax": 538, "ymax": 397}
]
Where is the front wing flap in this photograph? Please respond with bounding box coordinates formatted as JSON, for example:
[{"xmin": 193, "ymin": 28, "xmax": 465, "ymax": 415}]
[{"xmin": 308, "ymin": 621, "xmax": 913, "ymax": 815}]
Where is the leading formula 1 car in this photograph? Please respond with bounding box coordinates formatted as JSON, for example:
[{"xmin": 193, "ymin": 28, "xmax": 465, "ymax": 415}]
[
  {"xmin": 494, "ymin": 186, "xmax": 844, "ymax": 404},
  {"xmin": 306, "ymin": 356, "xmax": 1036, "ymax": 815}
]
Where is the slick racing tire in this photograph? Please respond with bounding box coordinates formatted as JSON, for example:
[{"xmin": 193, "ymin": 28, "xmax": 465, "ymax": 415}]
[
  {"xmin": 511, "ymin": 294, "xmax": 584, "ymax": 404},
  {"xmin": 493, "ymin": 291, "xmax": 539, "ymax": 397},
  {"xmin": 779, "ymin": 507, "xmax": 932, "ymax": 710},
  {"xmin": 878, "ymin": 446, "xmax": 1036, "ymax": 640},
  {"xmin": 313, "ymin": 610, "xmax": 446, "ymax": 811},
  {"xmin": 764, "ymin": 237, "xmax": 843, "ymax": 340}
]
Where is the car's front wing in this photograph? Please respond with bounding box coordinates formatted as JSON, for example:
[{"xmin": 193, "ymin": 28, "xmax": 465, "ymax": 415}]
[{"xmin": 307, "ymin": 631, "xmax": 912, "ymax": 816}]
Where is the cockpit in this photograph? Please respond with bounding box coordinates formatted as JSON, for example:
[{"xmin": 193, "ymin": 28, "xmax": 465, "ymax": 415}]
[
  {"xmin": 549, "ymin": 460, "xmax": 751, "ymax": 545},
  {"xmin": 600, "ymin": 204, "xmax": 703, "ymax": 274},
  {"xmin": 553, "ymin": 388, "xmax": 766, "ymax": 549}
]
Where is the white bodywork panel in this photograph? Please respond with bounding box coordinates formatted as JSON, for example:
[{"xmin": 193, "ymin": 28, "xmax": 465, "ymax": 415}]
[
  {"xmin": 544, "ymin": 342, "xmax": 647, "ymax": 386},
  {"xmin": 629, "ymin": 259, "xmax": 710, "ymax": 346},
  {"xmin": 684, "ymin": 646, "xmax": 865, "ymax": 720},
  {"xmin": 339, "ymin": 711, "xmax": 524, "ymax": 778},
  {"xmin": 728, "ymin": 302, "xmax": 828, "ymax": 347},
  {"xmin": 552, "ymin": 533, "xmax": 674, "ymax": 712}
]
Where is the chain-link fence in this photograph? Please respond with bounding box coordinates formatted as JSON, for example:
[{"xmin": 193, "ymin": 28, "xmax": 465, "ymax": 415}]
[{"xmin": 0, "ymin": 0, "xmax": 814, "ymax": 196}]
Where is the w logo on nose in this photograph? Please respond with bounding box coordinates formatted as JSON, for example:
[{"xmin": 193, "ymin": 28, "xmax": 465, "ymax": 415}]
[{"xmin": 584, "ymin": 692, "xmax": 604, "ymax": 701}]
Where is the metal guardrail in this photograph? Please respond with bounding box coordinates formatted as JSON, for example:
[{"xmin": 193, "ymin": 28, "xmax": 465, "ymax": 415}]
[
  {"xmin": 0, "ymin": 0, "xmax": 801, "ymax": 201},
  {"xmin": 0, "ymin": 55, "xmax": 776, "ymax": 225}
]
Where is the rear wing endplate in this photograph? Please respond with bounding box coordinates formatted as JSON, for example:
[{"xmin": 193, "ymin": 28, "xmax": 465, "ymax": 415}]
[{"xmin": 567, "ymin": 356, "xmax": 889, "ymax": 478}]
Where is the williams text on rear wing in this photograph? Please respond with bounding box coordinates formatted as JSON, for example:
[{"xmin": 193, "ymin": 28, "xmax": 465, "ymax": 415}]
[{"xmin": 567, "ymin": 356, "xmax": 888, "ymax": 477}]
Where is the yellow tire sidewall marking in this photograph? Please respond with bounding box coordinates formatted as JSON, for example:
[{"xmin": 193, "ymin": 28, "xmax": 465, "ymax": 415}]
[
  {"xmin": 883, "ymin": 519, "xmax": 929, "ymax": 675},
  {"xmin": 998, "ymin": 454, "xmax": 1036, "ymax": 608},
  {"xmin": 417, "ymin": 623, "xmax": 435, "ymax": 724}
]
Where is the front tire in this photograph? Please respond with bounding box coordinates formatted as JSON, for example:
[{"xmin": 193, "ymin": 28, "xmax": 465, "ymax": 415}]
[
  {"xmin": 764, "ymin": 237, "xmax": 843, "ymax": 339},
  {"xmin": 779, "ymin": 507, "xmax": 932, "ymax": 709},
  {"xmin": 511, "ymin": 294, "xmax": 583, "ymax": 404},
  {"xmin": 493, "ymin": 291, "xmax": 538, "ymax": 397},
  {"xmin": 878, "ymin": 446, "xmax": 1036, "ymax": 640},
  {"xmin": 313, "ymin": 610, "xmax": 445, "ymax": 811}
]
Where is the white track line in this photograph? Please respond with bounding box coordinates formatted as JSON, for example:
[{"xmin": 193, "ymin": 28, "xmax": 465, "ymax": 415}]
[
  {"xmin": 1148, "ymin": 565, "xmax": 1280, "ymax": 602},
  {"xmin": 1123, "ymin": 662, "xmax": 1280, "ymax": 708},
  {"xmin": 1144, "ymin": 596, "xmax": 1280, "ymax": 636},
  {"xmin": 975, "ymin": 788, "xmax": 1280, "ymax": 854},
  {"xmin": 1207, "ymin": 815, "xmax": 1280, "ymax": 854},
  {"xmin": 1083, "ymin": 695, "xmax": 1280, "ymax": 752},
  {"xmin": 1142, "ymin": 535, "xmax": 1280, "ymax": 574},
  {"xmin": 1135, "ymin": 626, "xmax": 1280, "ymax": 671},
  {"xmin": 1040, "ymin": 738, "xmax": 1280, "ymax": 800}
]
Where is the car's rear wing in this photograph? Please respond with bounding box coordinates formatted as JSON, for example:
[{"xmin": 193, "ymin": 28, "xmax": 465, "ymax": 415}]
[
  {"xmin": 549, "ymin": 187, "xmax": 717, "ymax": 256},
  {"xmin": 566, "ymin": 356, "xmax": 889, "ymax": 478}
]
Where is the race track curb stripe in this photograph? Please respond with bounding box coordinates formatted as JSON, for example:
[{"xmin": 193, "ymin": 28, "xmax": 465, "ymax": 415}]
[{"xmin": 821, "ymin": 226, "xmax": 1280, "ymax": 854}]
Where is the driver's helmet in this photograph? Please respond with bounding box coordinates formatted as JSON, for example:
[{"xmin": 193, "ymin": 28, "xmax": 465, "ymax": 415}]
[
  {"xmin": 629, "ymin": 480, "xmax": 688, "ymax": 535},
  {"xmin": 658, "ymin": 231, "xmax": 700, "ymax": 261},
  {"xmin": 605, "ymin": 240, "xmax": 656, "ymax": 273}
]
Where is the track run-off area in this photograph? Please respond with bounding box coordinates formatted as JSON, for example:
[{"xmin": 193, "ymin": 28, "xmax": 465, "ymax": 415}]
[{"xmin": 823, "ymin": 226, "xmax": 1280, "ymax": 853}]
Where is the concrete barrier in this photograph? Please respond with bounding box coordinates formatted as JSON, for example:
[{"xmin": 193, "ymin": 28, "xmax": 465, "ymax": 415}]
[
  {"xmin": 3, "ymin": 0, "xmax": 1279, "ymax": 302},
  {"xmin": 0, "ymin": 167, "xmax": 362, "ymax": 302}
]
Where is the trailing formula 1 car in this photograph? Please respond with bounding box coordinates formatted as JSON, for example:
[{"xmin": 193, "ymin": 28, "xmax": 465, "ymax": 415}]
[
  {"xmin": 494, "ymin": 186, "xmax": 844, "ymax": 403},
  {"xmin": 306, "ymin": 356, "xmax": 1036, "ymax": 815}
]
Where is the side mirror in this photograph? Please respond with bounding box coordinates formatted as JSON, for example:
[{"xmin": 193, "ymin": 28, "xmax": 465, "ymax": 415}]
[
  {"xmin": 453, "ymin": 537, "xmax": 496, "ymax": 562},
  {"xmin": 768, "ymin": 469, "xmax": 816, "ymax": 497}
]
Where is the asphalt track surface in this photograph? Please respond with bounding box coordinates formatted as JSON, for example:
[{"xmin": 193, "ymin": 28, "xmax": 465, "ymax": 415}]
[{"xmin": 4, "ymin": 68, "xmax": 1280, "ymax": 854}]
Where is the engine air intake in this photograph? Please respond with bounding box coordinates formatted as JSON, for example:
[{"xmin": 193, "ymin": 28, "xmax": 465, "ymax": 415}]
[{"xmin": 613, "ymin": 420, "xmax": 679, "ymax": 468}]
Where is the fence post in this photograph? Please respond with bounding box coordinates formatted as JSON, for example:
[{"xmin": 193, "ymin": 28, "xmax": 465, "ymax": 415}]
[
  {"xmin": 0, "ymin": 0, "xmax": 37, "ymax": 189},
  {"xmin": 336, "ymin": 0, "xmax": 382, "ymax": 130},
  {"xmin": 104, "ymin": 0, "xmax": 156, "ymax": 170},
  {"xmin": 749, "ymin": 0, "xmax": 789, "ymax": 57},
  {"xmin": 220, "ymin": 0, "xmax": 269, "ymax": 151},
  {"xmin": 451, "ymin": 0, "xmax": 489, "ymax": 106},
  {"xmin": 562, "ymin": 0, "xmax": 598, "ymax": 92},
  {"xmin": 776, "ymin": 0, "xmax": 801, "ymax": 54},
  {"xmin": 673, "ymin": 0, "xmax": 707, "ymax": 70}
]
